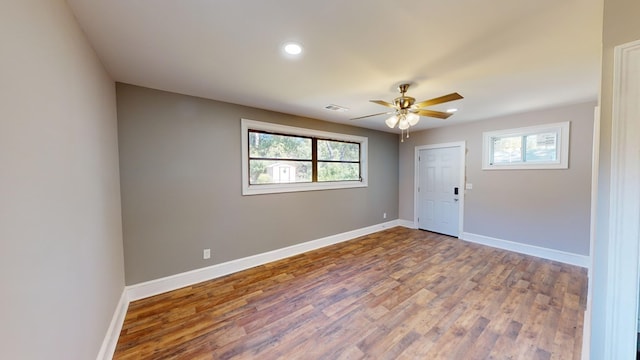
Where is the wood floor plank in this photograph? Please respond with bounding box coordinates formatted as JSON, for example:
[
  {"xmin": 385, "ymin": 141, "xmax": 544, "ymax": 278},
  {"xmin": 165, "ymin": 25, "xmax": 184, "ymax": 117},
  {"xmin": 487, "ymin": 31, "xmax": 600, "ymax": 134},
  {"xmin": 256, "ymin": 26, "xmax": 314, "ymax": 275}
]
[{"xmin": 114, "ymin": 227, "xmax": 587, "ymax": 359}]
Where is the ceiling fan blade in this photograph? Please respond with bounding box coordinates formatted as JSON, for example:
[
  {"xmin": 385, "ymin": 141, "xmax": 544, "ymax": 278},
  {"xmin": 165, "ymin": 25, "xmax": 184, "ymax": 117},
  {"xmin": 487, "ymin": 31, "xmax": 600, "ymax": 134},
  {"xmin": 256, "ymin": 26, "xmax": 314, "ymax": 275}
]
[
  {"xmin": 370, "ymin": 100, "xmax": 397, "ymax": 109},
  {"xmin": 414, "ymin": 92, "xmax": 463, "ymax": 108},
  {"xmin": 350, "ymin": 111, "xmax": 394, "ymax": 120},
  {"xmin": 414, "ymin": 109, "xmax": 452, "ymax": 119}
]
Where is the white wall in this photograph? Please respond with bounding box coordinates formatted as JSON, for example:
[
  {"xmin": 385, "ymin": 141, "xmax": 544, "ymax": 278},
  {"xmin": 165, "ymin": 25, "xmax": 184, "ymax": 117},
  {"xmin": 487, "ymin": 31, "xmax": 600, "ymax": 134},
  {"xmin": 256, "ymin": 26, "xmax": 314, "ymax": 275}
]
[{"xmin": 0, "ymin": 1, "xmax": 124, "ymax": 359}]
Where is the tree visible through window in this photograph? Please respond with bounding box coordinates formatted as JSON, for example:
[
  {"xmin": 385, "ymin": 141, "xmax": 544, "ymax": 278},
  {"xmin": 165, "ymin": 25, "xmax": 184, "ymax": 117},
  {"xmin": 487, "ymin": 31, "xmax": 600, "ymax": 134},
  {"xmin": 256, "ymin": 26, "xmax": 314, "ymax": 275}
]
[
  {"xmin": 248, "ymin": 131, "xmax": 312, "ymax": 184},
  {"xmin": 241, "ymin": 119, "xmax": 368, "ymax": 195},
  {"xmin": 317, "ymin": 139, "xmax": 360, "ymax": 182},
  {"xmin": 248, "ymin": 130, "xmax": 361, "ymax": 185}
]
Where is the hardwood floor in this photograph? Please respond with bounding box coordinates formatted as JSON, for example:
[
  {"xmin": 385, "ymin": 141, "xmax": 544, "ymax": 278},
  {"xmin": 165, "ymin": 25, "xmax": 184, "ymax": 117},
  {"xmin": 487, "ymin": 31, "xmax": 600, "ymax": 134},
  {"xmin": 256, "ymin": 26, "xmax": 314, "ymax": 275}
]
[{"xmin": 114, "ymin": 227, "xmax": 588, "ymax": 359}]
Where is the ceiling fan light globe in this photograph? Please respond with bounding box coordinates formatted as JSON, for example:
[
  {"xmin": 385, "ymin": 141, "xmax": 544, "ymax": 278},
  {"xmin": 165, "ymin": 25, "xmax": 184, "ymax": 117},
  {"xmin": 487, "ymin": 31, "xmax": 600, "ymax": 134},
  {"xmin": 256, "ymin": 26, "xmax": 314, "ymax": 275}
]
[
  {"xmin": 398, "ymin": 119, "xmax": 410, "ymax": 130},
  {"xmin": 407, "ymin": 113, "xmax": 420, "ymax": 126},
  {"xmin": 385, "ymin": 115, "xmax": 399, "ymax": 128}
]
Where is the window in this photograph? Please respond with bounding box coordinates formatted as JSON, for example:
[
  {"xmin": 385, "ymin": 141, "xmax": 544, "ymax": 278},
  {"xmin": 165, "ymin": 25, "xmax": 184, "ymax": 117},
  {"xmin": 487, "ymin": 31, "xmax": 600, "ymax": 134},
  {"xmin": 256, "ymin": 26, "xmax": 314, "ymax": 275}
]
[
  {"xmin": 482, "ymin": 121, "xmax": 570, "ymax": 170},
  {"xmin": 242, "ymin": 119, "xmax": 367, "ymax": 195},
  {"xmin": 316, "ymin": 139, "xmax": 361, "ymax": 182},
  {"xmin": 248, "ymin": 132, "xmax": 312, "ymax": 185}
]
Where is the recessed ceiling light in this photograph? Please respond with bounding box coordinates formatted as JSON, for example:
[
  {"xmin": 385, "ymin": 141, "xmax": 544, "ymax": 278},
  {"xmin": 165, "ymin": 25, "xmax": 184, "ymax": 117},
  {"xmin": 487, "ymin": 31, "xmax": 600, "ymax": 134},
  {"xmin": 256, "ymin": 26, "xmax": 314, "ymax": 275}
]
[
  {"xmin": 446, "ymin": 108, "xmax": 458, "ymax": 113},
  {"xmin": 283, "ymin": 42, "xmax": 303, "ymax": 55}
]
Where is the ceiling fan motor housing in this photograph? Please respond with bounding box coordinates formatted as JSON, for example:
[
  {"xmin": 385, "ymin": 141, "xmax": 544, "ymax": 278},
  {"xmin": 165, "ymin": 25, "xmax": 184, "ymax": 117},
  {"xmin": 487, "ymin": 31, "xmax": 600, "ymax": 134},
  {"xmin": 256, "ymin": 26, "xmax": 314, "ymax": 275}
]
[
  {"xmin": 395, "ymin": 84, "xmax": 415, "ymax": 109},
  {"xmin": 394, "ymin": 96, "xmax": 415, "ymax": 109}
]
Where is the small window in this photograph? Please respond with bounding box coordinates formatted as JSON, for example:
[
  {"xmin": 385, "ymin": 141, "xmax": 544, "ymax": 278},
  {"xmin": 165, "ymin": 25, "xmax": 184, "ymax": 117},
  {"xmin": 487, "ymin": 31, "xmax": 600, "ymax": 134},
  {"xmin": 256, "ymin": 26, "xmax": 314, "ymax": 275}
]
[
  {"xmin": 482, "ymin": 121, "xmax": 570, "ymax": 170},
  {"xmin": 242, "ymin": 119, "xmax": 368, "ymax": 195}
]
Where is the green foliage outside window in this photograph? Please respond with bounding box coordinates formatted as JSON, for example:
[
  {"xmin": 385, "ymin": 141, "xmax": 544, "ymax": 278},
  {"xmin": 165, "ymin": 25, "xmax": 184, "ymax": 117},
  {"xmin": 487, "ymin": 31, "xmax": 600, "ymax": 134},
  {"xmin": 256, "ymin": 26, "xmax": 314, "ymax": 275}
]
[
  {"xmin": 317, "ymin": 140, "xmax": 359, "ymax": 161},
  {"xmin": 249, "ymin": 132, "xmax": 311, "ymax": 159},
  {"xmin": 248, "ymin": 131, "xmax": 360, "ymax": 185},
  {"xmin": 317, "ymin": 140, "xmax": 360, "ymax": 182}
]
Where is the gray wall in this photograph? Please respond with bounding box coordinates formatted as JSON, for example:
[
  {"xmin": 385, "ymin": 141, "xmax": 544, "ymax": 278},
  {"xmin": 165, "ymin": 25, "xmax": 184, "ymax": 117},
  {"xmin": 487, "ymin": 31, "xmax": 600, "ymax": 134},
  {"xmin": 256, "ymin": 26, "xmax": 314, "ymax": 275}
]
[
  {"xmin": 117, "ymin": 84, "xmax": 399, "ymax": 284},
  {"xmin": 399, "ymin": 101, "xmax": 595, "ymax": 255},
  {"xmin": 0, "ymin": 1, "xmax": 125, "ymax": 359},
  {"xmin": 591, "ymin": 0, "xmax": 640, "ymax": 357}
]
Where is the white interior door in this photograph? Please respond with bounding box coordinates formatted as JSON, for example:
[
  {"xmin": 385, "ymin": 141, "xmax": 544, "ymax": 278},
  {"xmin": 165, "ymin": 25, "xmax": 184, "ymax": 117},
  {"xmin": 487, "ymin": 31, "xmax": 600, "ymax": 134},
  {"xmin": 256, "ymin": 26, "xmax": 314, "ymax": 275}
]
[{"xmin": 417, "ymin": 146, "xmax": 461, "ymax": 236}]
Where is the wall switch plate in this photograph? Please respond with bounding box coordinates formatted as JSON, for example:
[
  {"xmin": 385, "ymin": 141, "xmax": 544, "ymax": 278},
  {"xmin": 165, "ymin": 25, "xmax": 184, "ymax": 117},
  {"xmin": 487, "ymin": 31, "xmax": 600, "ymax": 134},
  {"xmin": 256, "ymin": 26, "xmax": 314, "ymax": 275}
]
[
  {"xmin": 383, "ymin": 212, "xmax": 387, "ymax": 219},
  {"xmin": 465, "ymin": 183, "xmax": 473, "ymax": 190},
  {"xmin": 203, "ymin": 248, "xmax": 211, "ymax": 259}
]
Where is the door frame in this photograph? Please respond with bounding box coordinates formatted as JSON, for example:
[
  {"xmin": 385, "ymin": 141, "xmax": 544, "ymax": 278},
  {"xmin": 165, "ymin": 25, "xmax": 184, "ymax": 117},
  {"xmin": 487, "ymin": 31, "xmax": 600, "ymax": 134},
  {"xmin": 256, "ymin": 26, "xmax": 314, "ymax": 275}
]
[
  {"xmin": 601, "ymin": 39, "xmax": 640, "ymax": 359},
  {"xmin": 581, "ymin": 106, "xmax": 600, "ymax": 359},
  {"xmin": 413, "ymin": 141, "xmax": 466, "ymax": 236}
]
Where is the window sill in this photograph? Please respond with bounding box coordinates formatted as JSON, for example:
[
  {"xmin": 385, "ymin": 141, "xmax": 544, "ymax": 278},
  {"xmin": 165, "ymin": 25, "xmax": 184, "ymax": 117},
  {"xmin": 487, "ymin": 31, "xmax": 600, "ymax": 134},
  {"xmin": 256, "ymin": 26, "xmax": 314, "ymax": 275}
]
[
  {"xmin": 242, "ymin": 180, "xmax": 367, "ymax": 196},
  {"xmin": 482, "ymin": 162, "xmax": 568, "ymax": 170}
]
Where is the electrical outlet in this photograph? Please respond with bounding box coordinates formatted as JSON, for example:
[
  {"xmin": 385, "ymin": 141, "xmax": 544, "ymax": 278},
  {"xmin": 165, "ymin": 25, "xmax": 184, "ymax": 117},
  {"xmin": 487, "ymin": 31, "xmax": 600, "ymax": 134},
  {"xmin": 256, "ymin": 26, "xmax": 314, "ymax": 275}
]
[
  {"xmin": 383, "ymin": 212, "xmax": 387, "ymax": 219},
  {"xmin": 203, "ymin": 248, "xmax": 211, "ymax": 260}
]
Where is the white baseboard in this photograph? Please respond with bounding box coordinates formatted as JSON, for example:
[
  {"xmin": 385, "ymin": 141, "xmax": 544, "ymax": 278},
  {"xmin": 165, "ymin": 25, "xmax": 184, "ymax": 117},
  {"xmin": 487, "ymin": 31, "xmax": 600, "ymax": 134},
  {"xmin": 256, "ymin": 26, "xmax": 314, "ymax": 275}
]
[
  {"xmin": 99, "ymin": 220, "xmax": 402, "ymax": 359},
  {"xmin": 396, "ymin": 219, "xmax": 417, "ymax": 229},
  {"xmin": 96, "ymin": 289, "xmax": 129, "ymax": 360},
  {"xmin": 460, "ymin": 232, "xmax": 590, "ymax": 268},
  {"xmin": 582, "ymin": 299, "xmax": 592, "ymax": 360},
  {"xmin": 127, "ymin": 220, "xmax": 402, "ymax": 301}
]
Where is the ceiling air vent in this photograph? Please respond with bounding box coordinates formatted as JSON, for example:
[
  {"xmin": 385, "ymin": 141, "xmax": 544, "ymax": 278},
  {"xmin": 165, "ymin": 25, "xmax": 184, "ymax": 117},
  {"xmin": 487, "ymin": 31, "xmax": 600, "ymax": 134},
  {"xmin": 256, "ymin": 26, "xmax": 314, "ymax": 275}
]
[{"xmin": 324, "ymin": 104, "xmax": 349, "ymax": 112}]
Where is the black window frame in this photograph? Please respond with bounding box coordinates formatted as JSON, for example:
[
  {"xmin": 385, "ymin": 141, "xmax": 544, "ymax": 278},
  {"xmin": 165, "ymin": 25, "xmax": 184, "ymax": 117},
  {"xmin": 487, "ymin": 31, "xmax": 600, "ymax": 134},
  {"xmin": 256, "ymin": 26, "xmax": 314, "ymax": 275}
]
[
  {"xmin": 241, "ymin": 119, "xmax": 368, "ymax": 196},
  {"xmin": 247, "ymin": 129, "xmax": 362, "ymax": 185}
]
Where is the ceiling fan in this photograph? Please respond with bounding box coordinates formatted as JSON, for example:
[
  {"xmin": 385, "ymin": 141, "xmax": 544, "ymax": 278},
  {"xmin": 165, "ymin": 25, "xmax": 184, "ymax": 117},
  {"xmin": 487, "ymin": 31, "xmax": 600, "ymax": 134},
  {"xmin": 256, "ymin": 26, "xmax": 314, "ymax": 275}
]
[{"xmin": 352, "ymin": 83, "xmax": 463, "ymax": 140}]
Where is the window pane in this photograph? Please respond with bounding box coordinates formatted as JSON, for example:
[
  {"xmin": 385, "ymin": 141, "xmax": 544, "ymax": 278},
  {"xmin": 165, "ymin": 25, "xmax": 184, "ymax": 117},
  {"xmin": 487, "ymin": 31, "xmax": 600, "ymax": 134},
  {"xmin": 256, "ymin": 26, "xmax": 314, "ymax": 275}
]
[
  {"xmin": 525, "ymin": 132, "xmax": 557, "ymax": 162},
  {"xmin": 482, "ymin": 122, "xmax": 569, "ymax": 170},
  {"xmin": 317, "ymin": 140, "xmax": 359, "ymax": 161},
  {"xmin": 249, "ymin": 132, "xmax": 311, "ymax": 160},
  {"xmin": 491, "ymin": 136, "xmax": 522, "ymax": 164},
  {"xmin": 317, "ymin": 162, "xmax": 360, "ymax": 182},
  {"xmin": 249, "ymin": 160, "xmax": 311, "ymax": 184}
]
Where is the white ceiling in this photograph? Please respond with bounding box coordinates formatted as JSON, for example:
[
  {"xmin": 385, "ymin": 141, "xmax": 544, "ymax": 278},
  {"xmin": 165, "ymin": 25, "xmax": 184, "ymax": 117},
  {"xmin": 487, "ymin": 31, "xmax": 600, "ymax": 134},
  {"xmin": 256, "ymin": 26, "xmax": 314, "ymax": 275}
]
[{"xmin": 66, "ymin": 0, "xmax": 603, "ymax": 133}]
